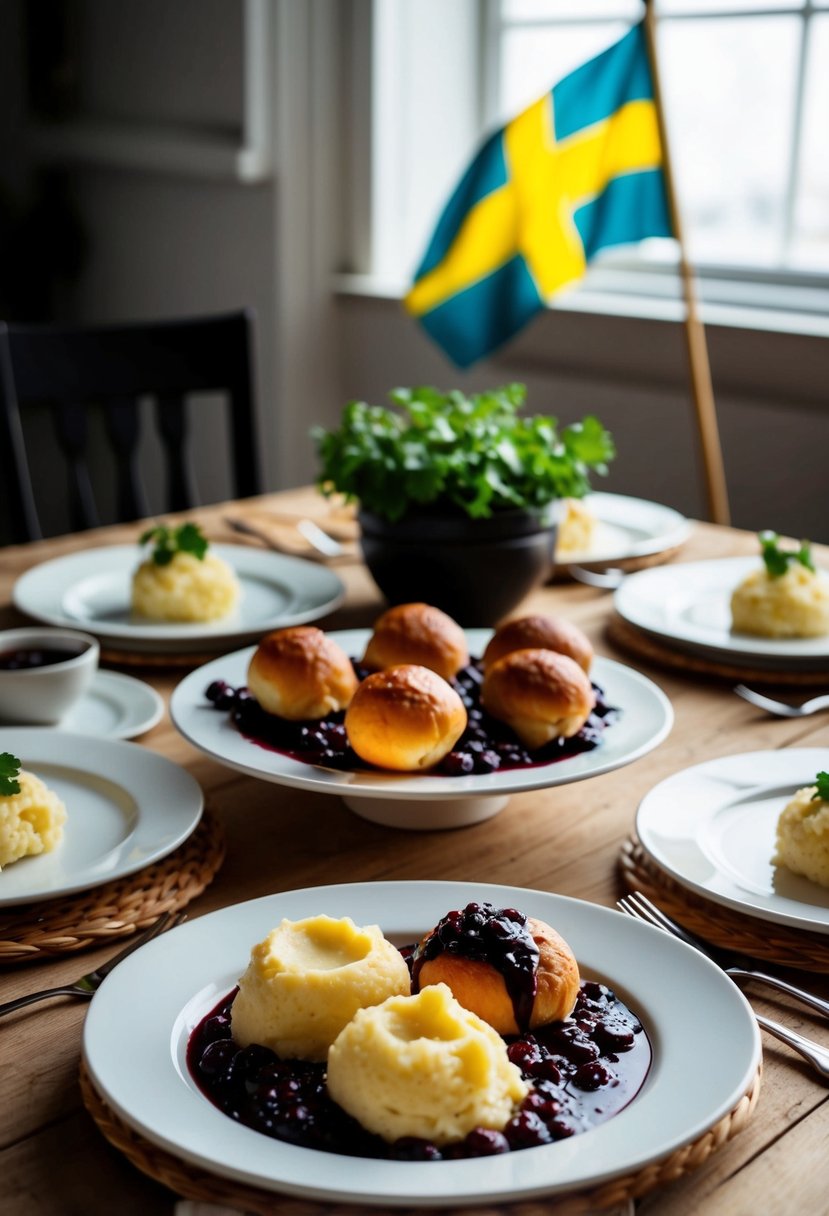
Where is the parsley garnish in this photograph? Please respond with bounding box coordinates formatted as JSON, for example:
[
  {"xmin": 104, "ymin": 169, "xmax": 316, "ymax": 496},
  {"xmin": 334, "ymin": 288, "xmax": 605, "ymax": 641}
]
[
  {"xmin": 0, "ymin": 752, "xmax": 22, "ymax": 797},
  {"xmin": 810, "ymin": 772, "xmax": 829, "ymax": 803},
  {"xmin": 139, "ymin": 522, "xmax": 209, "ymax": 566},
  {"xmin": 313, "ymin": 385, "xmax": 614, "ymax": 524},
  {"xmin": 759, "ymin": 531, "xmax": 815, "ymax": 579}
]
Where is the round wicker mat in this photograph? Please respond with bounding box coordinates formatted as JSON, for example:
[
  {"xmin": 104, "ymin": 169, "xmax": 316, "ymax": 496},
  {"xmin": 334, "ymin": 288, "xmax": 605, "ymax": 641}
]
[
  {"xmin": 79, "ymin": 1058, "xmax": 760, "ymax": 1216},
  {"xmin": 101, "ymin": 646, "xmax": 222, "ymax": 669},
  {"xmin": 0, "ymin": 807, "xmax": 225, "ymax": 965},
  {"xmin": 619, "ymin": 837, "xmax": 829, "ymax": 974},
  {"xmin": 606, "ymin": 616, "xmax": 829, "ymax": 686}
]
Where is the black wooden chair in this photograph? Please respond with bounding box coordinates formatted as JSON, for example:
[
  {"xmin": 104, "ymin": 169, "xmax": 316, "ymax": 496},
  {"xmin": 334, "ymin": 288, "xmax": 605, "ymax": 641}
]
[{"xmin": 0, "ymin": 310, "xmax": 263, "ymax": 543}]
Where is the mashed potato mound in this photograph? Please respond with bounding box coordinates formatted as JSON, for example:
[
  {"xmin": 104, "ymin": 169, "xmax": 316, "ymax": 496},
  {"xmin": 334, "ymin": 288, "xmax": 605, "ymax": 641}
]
[
  {"xmin": 326, "ymin": 983, "xmax": 528, "ymax": 1145},
  {"xmin": 730, "ymin": 563, "xmax": 829, "ymax": 639},
  {"xmin": 231, "ymin": 915, "xmax": 411, "ymax": 1062},
  {"xmin": 774, "ymin": 785, "xmax": 829, "ymax": 888},
  {"xmin": 0, "ymin": 770, "xmax": 66, "ymax": 869},
  {"xmin": 131, "ymin": 551, "xmax": 240, "ymax": 622},
  {"xmin": 556, "ymin": 498, "xmax": 597, "ymax": 558}
]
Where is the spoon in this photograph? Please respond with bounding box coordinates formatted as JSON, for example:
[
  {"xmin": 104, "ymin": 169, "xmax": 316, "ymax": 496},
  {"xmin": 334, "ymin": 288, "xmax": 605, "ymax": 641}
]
[{"xmin": 734, "ymin": 685, "xmax": 829, "ymax": 718}]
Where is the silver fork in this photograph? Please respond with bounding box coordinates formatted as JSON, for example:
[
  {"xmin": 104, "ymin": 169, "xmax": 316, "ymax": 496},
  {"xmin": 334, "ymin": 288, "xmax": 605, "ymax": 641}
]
[
  {"xmin": 734, "ymin": 684, "xmax": 829, "ymax": 718},
  {"xmin": 0, "ymin": 911, "xmax": 184, "ymax": 1017},
  {"xmin": 617, "ymin": 892, "xmax": 829, "ymax": 1081}
]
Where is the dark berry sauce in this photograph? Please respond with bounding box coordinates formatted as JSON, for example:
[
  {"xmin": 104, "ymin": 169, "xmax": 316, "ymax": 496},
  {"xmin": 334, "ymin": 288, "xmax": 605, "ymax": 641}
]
[
  {"xmin": 204, "ymin": 659, "xmax": 618, "ymax": 777},
  {"xmin": 187, "ymin": 975, "xmax": 649, "ymax": 1160},
  {"xmin": 0, "ymin": 647, "xmax": 80, "ymax": 670},
  {"xmin": 411, "ymin": 902, "xmax": 539, "ymax": 1032}
]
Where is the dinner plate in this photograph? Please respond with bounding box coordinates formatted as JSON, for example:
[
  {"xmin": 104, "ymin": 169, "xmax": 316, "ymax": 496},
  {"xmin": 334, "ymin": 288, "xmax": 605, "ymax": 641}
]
[
  {"xmin": 558, "ymin": 492, "xmax": 691, "ymax": 566},
  {"xmin": 12, "ymin": 545, "xmax": 345, "ymax": 656},
  {"xmin": 0, "ymin": 729, "xmax": 203, "ymax": 906},
  {"xmin": 169, "ymin": 629, "xmax": 673, "ymax": 828},
  {"xmin": 637, "ymin": 749, "xmax": 829, "ymax": 933},
  {"xmin": 55, "ymin": 670, "xmax": 164, "ymax": 739},
  {"xmin": 82, "ymin": 880, "xmax": 760, "ymax": 1207},
  {"xmin": 614, "ymin": 557, "xmax": 829, "ymax": 669}
]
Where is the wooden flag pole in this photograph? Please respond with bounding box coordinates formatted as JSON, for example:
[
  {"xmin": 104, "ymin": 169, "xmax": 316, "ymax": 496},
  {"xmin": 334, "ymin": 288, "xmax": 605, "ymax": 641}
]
[{"xmin": 642, "ymin": 1, "xmax": 731, "ymax": 525}]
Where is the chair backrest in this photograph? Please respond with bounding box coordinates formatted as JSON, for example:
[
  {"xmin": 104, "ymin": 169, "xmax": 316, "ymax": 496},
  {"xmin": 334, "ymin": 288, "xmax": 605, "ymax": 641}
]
[{"xmin": 0, "ymin": 310, "xmax": 262, "ymax": 543}]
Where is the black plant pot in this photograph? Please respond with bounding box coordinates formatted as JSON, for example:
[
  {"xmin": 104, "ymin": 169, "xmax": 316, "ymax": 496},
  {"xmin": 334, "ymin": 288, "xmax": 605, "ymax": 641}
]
[{"xmin": 358, "ymin": 505, "xmax": 559, "ymax": 626}]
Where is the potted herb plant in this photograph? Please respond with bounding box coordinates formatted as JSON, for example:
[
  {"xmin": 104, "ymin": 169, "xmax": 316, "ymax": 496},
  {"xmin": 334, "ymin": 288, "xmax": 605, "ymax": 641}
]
[{"xmin": 313, "ymin": 384, "xmax": 614, "ymax": 624}]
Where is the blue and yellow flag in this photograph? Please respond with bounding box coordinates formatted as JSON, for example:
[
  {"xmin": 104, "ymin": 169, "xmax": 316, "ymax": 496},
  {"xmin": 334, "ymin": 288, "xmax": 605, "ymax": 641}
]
[{"xmin": 405, "ymin": 23, "xmax": 673, "ymax": 367}]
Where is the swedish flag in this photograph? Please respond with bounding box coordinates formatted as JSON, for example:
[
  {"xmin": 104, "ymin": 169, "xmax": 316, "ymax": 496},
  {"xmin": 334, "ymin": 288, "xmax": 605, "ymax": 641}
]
[{"xmin": 405, "ymin": 22, "xmax": 673, "ymax": 368}]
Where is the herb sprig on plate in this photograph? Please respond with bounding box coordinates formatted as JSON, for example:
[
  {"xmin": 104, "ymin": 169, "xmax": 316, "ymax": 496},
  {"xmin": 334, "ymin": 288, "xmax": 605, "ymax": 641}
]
[
  {"xmin": 140, "ymin": 522, "xmax": 209, "ymax": 567},
  {"xmin": 313, "ymin": 384, "xmax": 615, "ymax": 524},
  {"xmin": 759, "ymin": 530, "xmax": 815, "ymax": 579},
  {"xmin": 810, "ymin": 772, "xmax": 829, "ymax": 803},
  {"xmin": 0, "ymin": 752, "xmax": 22, "ymax": 797}
]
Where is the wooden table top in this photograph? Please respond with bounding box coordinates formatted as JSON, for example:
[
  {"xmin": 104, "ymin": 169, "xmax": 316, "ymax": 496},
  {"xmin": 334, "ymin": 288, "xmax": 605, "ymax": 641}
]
[{"xmin": 2, "ymin": 490, "xmax": 828, "ymax": 1216}]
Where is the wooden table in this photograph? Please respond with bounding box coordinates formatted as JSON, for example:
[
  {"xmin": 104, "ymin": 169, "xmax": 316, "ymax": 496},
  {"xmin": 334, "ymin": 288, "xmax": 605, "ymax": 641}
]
[{"xmin": 2, "ymin": 492, "xmax": 828, "ymax": 1216}]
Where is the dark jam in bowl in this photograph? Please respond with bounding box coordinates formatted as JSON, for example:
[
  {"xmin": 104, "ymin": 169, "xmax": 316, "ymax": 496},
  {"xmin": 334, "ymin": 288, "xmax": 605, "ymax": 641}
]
[
  {"xmin": 0, "ymin": 647, "xmax": 81, "ymax": 670},
  {"xmin": 204, "ymin": 659, "xmax": 618, "ymax": 776},
  {"xmin": 187, "ymin": 977, "xmax": 650, "ymax": 1159}
]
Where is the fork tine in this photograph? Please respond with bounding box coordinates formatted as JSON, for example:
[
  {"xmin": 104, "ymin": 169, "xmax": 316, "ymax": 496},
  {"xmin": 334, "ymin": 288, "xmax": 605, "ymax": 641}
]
[
  {"xmin": 90, "ymin": 910, "xmax": 183, "ymax": 983},
  {"xmin": 617, "ymin": 894, "xmax": 664, "ymax": 932},
  {"xmin": 626, "ymin": 892, "xmax": 701, "ymax": 948}
]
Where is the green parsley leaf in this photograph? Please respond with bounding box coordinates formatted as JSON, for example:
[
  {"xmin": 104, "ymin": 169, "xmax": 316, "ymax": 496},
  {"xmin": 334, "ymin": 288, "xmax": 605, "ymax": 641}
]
[
  {"xmin": 810, "ymin": 772, "xmax": 829, "ymax": 803},
  {"xmin": 0, "ymin": 752, "xmax": 22, "ymax": 797},
  {"xmin": 759, "ymin": 530, "xmax": 815, "ymax": 579},
  {"xmin": 312, "ymin": 385, "xmax": 614, "ymax": 523},
  {"xmin": 140, "ymin": 522, "xmax": 209, "ymax": 566}
]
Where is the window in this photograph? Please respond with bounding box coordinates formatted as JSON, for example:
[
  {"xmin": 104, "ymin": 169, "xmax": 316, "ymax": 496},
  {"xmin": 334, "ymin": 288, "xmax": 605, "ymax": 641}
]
[{"xmin": 487, "ymin": 0, "xmax": 829, "ymax": 280}]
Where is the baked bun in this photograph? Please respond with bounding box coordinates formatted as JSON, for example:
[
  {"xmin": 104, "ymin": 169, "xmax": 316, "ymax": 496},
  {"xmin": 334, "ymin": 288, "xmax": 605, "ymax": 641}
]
[
  {"xmin": 483, "ymin": 613, "xmax": 593, "ymax": 674},
  {"xmin": 344, "ymin": 665, "xmax": 467, "ymax": 771},
  {"xmin": 481, "ymin": 648, "xmax": 594, "ymax": 749},
  {"xmin": 362, "ymin": 602, "xmax": 469, "ymax": 681},
  {"xmin": 413, "ymin": 902, "xmax": 580, "ymax": 1035},
  {"xmin": 247, "ymin": 626, "xmax": 358, "ymax": 720}
]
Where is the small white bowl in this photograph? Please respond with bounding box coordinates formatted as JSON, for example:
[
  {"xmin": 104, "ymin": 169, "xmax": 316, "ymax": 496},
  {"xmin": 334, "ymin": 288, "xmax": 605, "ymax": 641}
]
[{"xmin": 0, "ymin": 627, "xmax": 100, "ymax": 725}]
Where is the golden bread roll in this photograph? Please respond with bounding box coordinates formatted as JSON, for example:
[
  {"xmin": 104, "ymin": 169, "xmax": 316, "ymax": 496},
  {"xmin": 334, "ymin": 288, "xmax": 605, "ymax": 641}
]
[
  {"xmin": 247, "ymin": 626, "xmax": 358, "ymax": 720},
  {"xmin": 481, "ymin": 648, "xmax": 594, "ymax": 749},
  {"xmin": 362, "ymin": 602, "xmax": 469, "ymax": 681},
  {"xmin": 344, "ymin": 664, "xmax": 467, "ymax": 771},
  {"xmin": 413, "ymin": 906, "xmax": 580, "ymax": 1035},
  {"xmin": 483, "ymin": 613, "xmax": 593, "ymax": 674}
]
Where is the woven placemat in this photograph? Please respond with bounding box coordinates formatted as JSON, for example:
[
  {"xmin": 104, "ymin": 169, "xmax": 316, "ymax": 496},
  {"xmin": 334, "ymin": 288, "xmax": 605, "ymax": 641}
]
[
  {"xmin": 606, "ymin": 616, "xmax": 829, "ymax": 686},
  {"xmin": 619, "ymin": 837, "xmax": 829, "ymax": 974},
  {"xmin": 101, "ymin": 647, "xmax": 222, "ymax": 669},
  {"xmin": 0, "ymin": 807, "xmax": 225, "ymax": 965},
  {"xmin": 79, "ymin": 1058, "xmax": 760, "ymax": 1216}
]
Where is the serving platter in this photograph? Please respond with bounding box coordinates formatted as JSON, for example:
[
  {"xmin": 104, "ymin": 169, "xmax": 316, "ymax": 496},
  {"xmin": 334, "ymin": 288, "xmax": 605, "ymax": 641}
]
[
  {"xmin": 0, "ymin": 729, "xmax": 203, "ymax": 906},
  {"xmin": 557, "ymin": 492, "xmax": 691, "ymax": 567},
  {"xmin": 82, "ymin": 880, "xmax": 760, "ymax": 1208},
  {"xmin": 637, "ymin": 748, "xmax": 829, "ymax": 934},
  {"xmin": 614, "ymin": 557, "xmax": 829, "ymax": 670},
  {"xmin": 169, "ymin": 629, "xmax": 673, "ymax": 829},
  {"xmin": 13, "ymin": 545, "xmax": 344, "ymax": 656}
]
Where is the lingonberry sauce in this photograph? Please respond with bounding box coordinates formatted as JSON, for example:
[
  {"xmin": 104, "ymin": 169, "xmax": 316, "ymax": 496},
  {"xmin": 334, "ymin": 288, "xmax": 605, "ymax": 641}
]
[
  {"xmin": 0, "ymin": 647, "xmax": 79, "ymax": 670},
  {"xmin": 204, "ymin": 659, "xmax": 618, "ymax": 777},
  {"xmin": 411, "ymin": 902, "xmax": 539, "ymax": 1032},
  {"xmin": 187, "ymin": 976, "xmax": 649, "ymax": 1160}
]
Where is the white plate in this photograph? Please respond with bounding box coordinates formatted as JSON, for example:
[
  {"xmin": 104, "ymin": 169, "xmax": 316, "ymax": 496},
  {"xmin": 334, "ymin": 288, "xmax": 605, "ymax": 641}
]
[
  {"xmin": 637, "ymin": 749, "xmax": 829, "ymax": 934},
  {"xmin": 82, "ymin": 880, "xmax": 760, "ymax": 1207},
  {"xmin": 614, "ymin": 556, "xmax": 829, "ymax": 668},
  {"xmin": 13, "ymin": 545, "xmax": 345, "ymax": 656},
  {"xmin": 0, "ymin": 729, "xmax": 203, "ymax": 906},
  {"xmin": 558, "ymin": 492, "xmax": 691, "ymax": 566},
  {"xmin": 169, "ymin": 630, "xmax": 673, "ymax": 828},
  {"xmin": 54, "ymin": 670, "xmax": 164, "ymax": 739}
]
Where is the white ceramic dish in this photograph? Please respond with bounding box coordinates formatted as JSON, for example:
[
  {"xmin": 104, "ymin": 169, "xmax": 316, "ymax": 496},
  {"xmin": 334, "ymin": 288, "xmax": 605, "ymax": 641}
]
[
  {"xmin": 614, "ymin": 557, "xmax": 829, "ymax": 669},
  {"xmin": 558, "ymin": 492, "xmax": 691, "ymax": 567},
  {"xmin": 170, "ymin": 629, "xmax": 673, "ymax": 830},
  {"xmin": 637, "ymin": 748, "xmax": 829, "ymax": 934},
  {"xmin": 58, "ymin": 670, "xmax": 164, "ymax": 739},
  {"xmin": 12, "ymin": 545, "xmax": 345, "ymax": 656},
  {"xmin": 0, "ymin": 729, "xmax": 203, "ymax": 906},
  {"xmin": 82, "ymin": 880, "xmax": 760, "ymax": 1208},
  {"xmin": 0, "ymin": 626, "xmax": 99, "ymax": 724}
]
